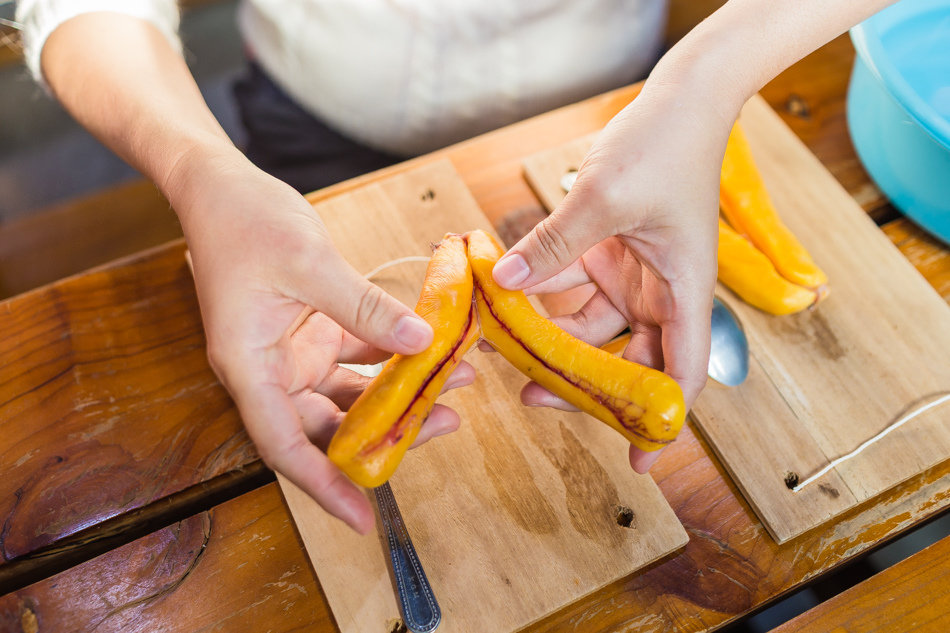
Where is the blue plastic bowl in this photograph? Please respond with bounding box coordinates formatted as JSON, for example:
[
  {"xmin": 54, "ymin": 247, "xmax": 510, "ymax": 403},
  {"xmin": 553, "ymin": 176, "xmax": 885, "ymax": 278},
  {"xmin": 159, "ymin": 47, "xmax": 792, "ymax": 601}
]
[{"xmin": 848, "ymin": 0, "xmax": 950, "ymax": 244}]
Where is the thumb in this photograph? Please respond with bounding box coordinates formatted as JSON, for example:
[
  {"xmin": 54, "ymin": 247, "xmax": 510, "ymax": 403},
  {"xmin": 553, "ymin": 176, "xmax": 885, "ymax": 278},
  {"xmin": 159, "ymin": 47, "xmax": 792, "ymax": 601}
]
[
  {"xmin": 493, "ymin": 192, "xmax": 606, "ymax": 290},
  {"xmin": 305, "ymin": 253, "xmax": 434, "ymax": 356}
]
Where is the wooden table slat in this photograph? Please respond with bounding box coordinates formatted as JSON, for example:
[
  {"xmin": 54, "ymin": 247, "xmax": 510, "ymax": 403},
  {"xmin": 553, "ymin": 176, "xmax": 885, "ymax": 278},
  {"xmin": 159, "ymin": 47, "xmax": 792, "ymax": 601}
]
[
  {"xmin": 0, "ymin": 243, "xmax": 254, "ymax": 565},
  {"xmin": 0, "ymin": 483, "xmax": 332, "ymax": 633},
  {"xmin": 773, "ymin": 534, "xmax": 950, "ymax": 633}
]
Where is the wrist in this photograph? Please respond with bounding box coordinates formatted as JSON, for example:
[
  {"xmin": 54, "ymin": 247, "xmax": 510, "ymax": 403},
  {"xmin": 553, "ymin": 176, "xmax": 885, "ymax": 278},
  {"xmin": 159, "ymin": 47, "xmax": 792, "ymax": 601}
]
[
  {"xmin": 643, "ymin": 29, "xmax": 752, "ymax": 130},
  {"xmin": 158, "ymin": 136, "xmax": 248, "ymax": 229}
]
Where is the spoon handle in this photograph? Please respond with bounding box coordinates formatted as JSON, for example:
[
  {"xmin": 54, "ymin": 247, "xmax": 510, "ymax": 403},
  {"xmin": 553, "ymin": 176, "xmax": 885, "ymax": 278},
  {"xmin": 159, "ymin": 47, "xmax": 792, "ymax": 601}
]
[{"xmin": 374, "ymin": 482, "xmax": 442, "ymax": 633}]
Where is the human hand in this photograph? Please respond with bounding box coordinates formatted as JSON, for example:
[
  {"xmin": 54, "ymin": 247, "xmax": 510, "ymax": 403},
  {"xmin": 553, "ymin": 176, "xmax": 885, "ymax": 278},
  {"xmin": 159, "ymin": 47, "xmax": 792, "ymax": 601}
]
[
  {"xmin": 168, "ymin": 144, "xmax": 474, "ymax": 533},
  {"xmin": 491, "ymin": 87, "xmax": 734, "ymax": 472}
]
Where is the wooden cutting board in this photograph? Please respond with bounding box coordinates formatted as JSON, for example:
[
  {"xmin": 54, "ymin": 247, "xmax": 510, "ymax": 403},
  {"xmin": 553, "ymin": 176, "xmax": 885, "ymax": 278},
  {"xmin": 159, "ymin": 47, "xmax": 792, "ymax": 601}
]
[
  {"xmin": 522, "ymin": 95, "xmax": 950, "ymax": 544},
  {"xmin": 279, "ymin": 160, "xmax": 689, "ymax": 633}
]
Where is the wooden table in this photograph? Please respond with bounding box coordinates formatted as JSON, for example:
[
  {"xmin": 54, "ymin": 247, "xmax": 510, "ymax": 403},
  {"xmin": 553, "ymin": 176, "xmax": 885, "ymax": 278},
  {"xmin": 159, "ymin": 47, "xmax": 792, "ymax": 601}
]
[
  {"xmin": 1, "ymin": 34, "xmax": 949, "ymax": 632},
  {"xmin": 773, "ymin": 533, "xmax": 950, "ymax": 632}
]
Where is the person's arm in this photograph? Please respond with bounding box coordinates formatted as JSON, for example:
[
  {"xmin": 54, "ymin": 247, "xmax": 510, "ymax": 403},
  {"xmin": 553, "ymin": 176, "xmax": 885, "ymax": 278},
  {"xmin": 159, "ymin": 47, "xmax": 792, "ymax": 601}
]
[
  {"xmin": 37, "ymin": 12, "xmax": 464, "ymax": 534},
  {"xmin": 493, "ymin": 0, "xmax": 898, "ymax": 472}
]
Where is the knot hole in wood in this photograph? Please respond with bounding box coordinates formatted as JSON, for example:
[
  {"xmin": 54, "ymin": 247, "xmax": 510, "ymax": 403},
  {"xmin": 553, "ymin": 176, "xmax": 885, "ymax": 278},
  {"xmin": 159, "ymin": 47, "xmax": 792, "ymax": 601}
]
[
  {"xmin": 386, "ymin": 617, "xmax": 408, "ymax": 633},
  {"xmin": 616, "ymin": 505, "xmax": 635, "ymax": 529}
]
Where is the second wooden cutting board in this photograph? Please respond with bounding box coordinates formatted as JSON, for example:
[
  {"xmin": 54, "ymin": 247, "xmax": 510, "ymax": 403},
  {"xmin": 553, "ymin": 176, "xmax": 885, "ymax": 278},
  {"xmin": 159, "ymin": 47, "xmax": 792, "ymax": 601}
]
[
  {"xmin": 279, "ymin": 160, "xmax": 688, "ymax": 633},
  {"xmin": 522, "ymin": 95, "xmax": 950, "ymax": 544}
]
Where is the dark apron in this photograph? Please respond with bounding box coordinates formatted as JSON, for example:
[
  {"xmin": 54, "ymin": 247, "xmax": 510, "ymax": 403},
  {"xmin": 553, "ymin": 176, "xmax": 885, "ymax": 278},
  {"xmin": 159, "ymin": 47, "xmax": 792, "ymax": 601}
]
[{"xmin": 233, "ymin": 62, "xmax": 402, "ymax": 194}]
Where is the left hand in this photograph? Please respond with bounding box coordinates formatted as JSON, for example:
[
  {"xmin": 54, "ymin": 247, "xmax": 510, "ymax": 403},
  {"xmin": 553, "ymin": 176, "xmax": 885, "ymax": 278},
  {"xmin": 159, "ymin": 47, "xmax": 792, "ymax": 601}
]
[{"xmin": 282, "ymin": 310, "xmax": 474, "ymax": 452}]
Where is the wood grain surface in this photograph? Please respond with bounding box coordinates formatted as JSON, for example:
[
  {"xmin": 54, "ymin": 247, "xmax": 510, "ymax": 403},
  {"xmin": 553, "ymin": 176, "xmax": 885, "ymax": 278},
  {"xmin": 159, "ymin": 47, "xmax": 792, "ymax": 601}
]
[
  {"xmin": 1, "ymin": 31, "xmax": 949, "ymax": 633},
  {"xmin": 284, "ymin": 161, "xmax": 688, "ymax": 633},
  {"xmin": 773, "ymin": 534, "xmax": 950, "ymax": 633},
  {"xmin": 522, "ymin": 97, "xmax": 950, "ymax": 543},
  {"xmin": 695, "ymin": 98, "xmax": 950, "ymax": 542},
  {"xmin": 522, "ymin": 134, "xmax": 597, "ymax": 214},
  {"xmin": 883, "ymin": 219, "xmax": 950, "ymax": 302},
  {"xmin": 0, "ymin": 483, "xmax": 331, "ymax": 633},
  {"xmin": 0, "ymin": 243, "xmax": 253, "ymax": 565}
]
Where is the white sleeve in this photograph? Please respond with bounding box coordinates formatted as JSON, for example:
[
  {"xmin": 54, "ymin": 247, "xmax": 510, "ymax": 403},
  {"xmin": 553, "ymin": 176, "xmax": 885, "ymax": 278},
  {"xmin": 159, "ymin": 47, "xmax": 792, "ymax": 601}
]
[{"xmin": 16, "ymin": 0, "xmax": 182, "ymax": 85}]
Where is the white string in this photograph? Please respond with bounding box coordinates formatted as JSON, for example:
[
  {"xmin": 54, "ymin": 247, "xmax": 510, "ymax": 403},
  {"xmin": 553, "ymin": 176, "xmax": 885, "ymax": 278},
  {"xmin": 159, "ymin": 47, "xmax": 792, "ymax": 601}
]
[
  {"xmin": 792, "ymin": 392, "xmax": 950, "ymax": 492},
  {"xmin": 339, "ymin": 256, "xmax": 432, "ymax": 375},
  {"xmin": 363, "ymin": 256, "xmax": 431, "ymax": 280}
]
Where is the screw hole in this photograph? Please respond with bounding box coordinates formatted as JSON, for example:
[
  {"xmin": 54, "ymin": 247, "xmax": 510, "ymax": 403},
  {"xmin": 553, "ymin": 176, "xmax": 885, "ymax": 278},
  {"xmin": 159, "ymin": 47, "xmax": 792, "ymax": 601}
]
[
  {"xmin": 784, "ymin": 94, "xmax": 811, "ymax": 120},
  {"xmin": 784, "ymin": 471, "xmax": 800, "ymax": 490},
  {"xmin": 386, "ymin": 618, "xmax": 408, "ymax": 633},
  {"xmin": 616, "ymin": 505, "xmax": 635, "ymax": 528}
]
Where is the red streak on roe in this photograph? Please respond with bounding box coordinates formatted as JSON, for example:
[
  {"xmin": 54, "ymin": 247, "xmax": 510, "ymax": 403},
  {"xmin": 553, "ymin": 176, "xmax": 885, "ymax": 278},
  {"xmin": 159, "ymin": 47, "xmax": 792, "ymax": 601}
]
[{"xmin": 358, "ymin": 307, "xmax": 476, "ymax": 457}]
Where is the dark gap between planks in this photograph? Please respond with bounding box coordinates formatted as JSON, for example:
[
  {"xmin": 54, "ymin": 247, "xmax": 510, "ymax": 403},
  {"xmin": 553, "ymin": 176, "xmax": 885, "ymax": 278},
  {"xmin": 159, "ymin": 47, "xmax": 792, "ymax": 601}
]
[
  {"xmin": 869, "ymin": 202, "xmax": 902, "ymax": 227},
  {"xmin": 0, "ymin": 460, "xmax": 275, "ymax": 595},
  {"xmin": 720, "ymin": 506, "xmax": 950, "ymax": 632}
]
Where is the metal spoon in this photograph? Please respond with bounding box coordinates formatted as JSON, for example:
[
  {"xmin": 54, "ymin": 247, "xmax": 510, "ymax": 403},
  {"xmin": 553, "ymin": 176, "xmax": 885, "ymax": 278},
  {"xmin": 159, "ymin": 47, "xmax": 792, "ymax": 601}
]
[
  {"xmin": 709, "ymin": 297, "xmax": 749, "ymax": 386},
  {"xmin": 374, "ymin": 482, "xmax": 441, "ymax": 633},
  {"xmin": 344, "ymin": 362, "xmax": 441, "ymax": 632}
]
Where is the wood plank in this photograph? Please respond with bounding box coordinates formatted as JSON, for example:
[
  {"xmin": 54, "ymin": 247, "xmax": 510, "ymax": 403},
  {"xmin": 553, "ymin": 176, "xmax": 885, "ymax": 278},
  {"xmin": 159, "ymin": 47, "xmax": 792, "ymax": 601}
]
[
  {"xmin": 773, "ymin": 534, "xmax": 950, "ymax": 633},
  {"xmin": 0, "ymin": 483, "xmax": 333, "ymax": 633},
  {"xmin": 0, "ymin": 242, "xmax": 253, "ymax": 566},
  {"xmin": 522, "ymin": 134, "xmax": 597, "ymax": 213},
  {"xmin": 286, "ymin": 160, "xmax": 688, "ymax": 633},
  {"xmin": 0, "ymin": 180, "xmax": 182, "ymax": 300},
  {"xmin": 882, "ymin": 218, "xmax": 950, "ymax": 303},
  {"xmin": 698, "ymin": 99, "xmax": 950, "ymax": 542},
  {"xmin": 528, "ymin": 434, "xmax": 950, "ymax": 632},
  {"xmin": 0, "ymin": 461, "xmax": 274, "ymax": 595},
  {"xmin": 8, "ymin": 429, "xmax": 950, "ymax": 633}
]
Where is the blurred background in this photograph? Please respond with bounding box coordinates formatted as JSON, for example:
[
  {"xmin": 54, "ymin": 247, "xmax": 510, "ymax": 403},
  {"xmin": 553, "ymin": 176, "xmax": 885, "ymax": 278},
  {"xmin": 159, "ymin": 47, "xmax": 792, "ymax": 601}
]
[
  {"xmin": 0, "ymin": 0, "xmax": 250, "ymax": 298},
  {"xmin": 0, "ymin": 0, "xmax": 246, "ymax": 219}
]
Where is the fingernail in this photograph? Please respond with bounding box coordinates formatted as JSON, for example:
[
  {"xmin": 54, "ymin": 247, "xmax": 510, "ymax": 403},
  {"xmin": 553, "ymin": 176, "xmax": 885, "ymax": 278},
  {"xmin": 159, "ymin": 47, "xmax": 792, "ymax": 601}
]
[
  {"xmin": 350, "ymin": 509, "xmax": 373, "ymax": 535},
  {"xmin": 493, "ymin": 253, "xmax": 530, "ymax": 287},
  {"xmin": 394, "ymin": 315, "xmax": 433, "ymax": 349}
]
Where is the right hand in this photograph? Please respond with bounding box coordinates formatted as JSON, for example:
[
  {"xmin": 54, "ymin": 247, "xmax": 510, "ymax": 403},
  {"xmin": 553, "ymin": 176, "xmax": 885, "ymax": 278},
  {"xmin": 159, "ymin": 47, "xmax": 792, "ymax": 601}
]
[
  {"xmin": 491, "ymin": 83, "xmax": 731, "ymax": 472},
  {"xmin": 167, "ymin": 143, "xmax": 474, "ymax": 533}
]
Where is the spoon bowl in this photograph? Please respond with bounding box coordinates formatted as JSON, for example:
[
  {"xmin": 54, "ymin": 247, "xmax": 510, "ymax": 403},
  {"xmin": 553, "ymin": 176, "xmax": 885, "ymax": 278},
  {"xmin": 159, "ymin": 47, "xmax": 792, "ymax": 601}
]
[{"xmin": 709, "ymin": 297, "xmax": 749, "ymax": 386}]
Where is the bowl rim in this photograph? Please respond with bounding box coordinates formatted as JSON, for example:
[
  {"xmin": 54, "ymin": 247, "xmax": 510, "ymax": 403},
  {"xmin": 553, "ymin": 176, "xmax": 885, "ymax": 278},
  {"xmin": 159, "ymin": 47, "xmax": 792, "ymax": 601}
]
[{"xmin": 850, "ymin": 0, "xmax": 950, "ymax": 151}]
